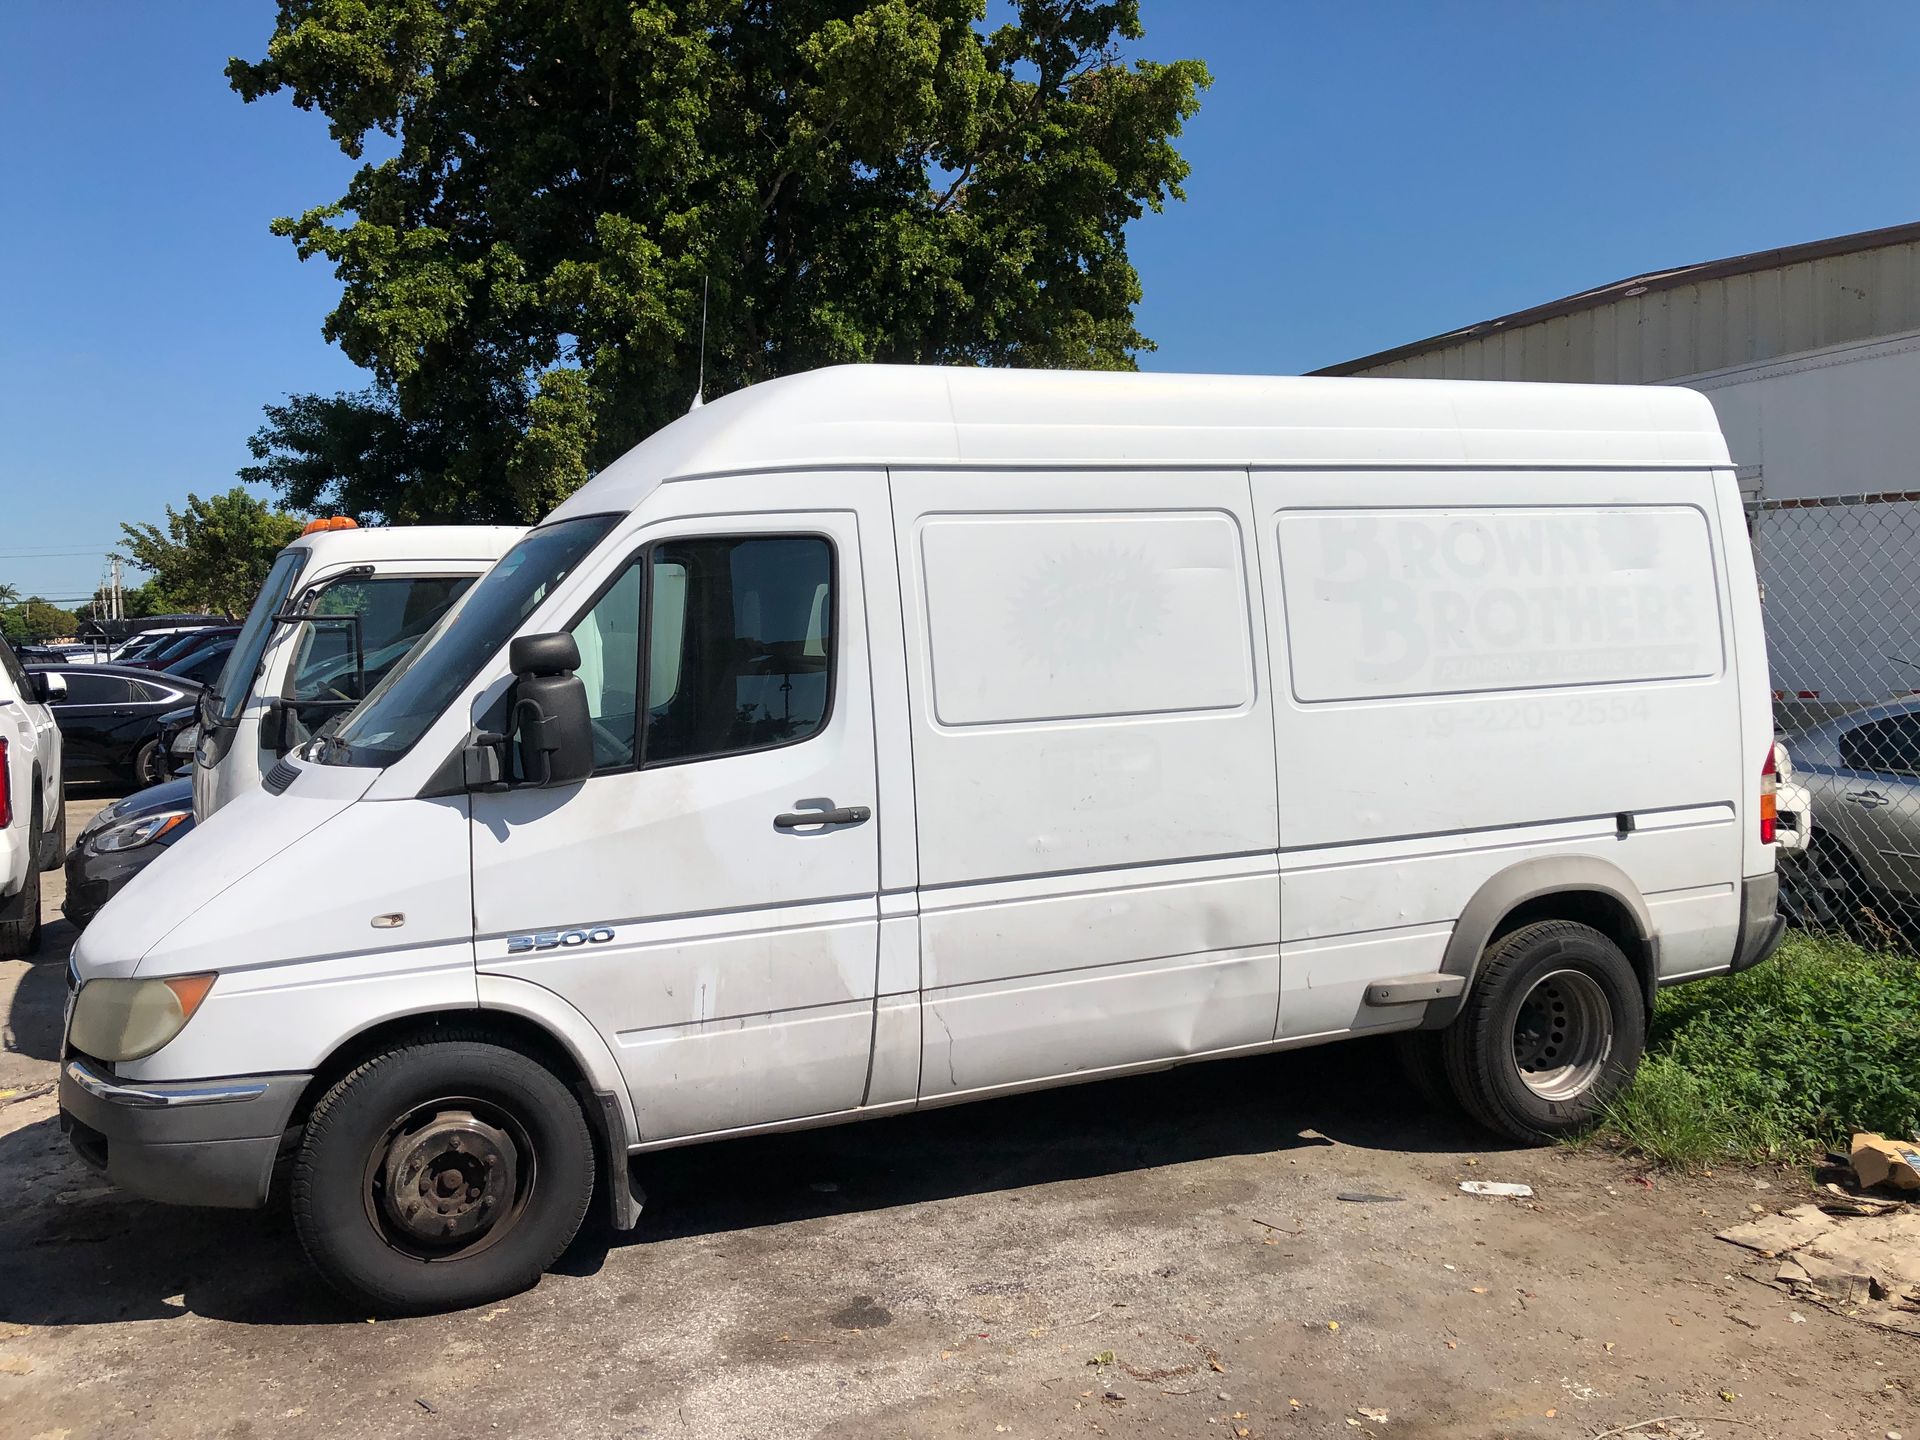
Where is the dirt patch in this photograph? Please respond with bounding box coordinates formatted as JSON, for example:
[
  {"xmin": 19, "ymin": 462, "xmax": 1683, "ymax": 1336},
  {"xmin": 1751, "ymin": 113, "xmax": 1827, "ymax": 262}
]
[{"xmin": 1, "ymin": 1035, "xmax": 1914, "ymax": 1439}]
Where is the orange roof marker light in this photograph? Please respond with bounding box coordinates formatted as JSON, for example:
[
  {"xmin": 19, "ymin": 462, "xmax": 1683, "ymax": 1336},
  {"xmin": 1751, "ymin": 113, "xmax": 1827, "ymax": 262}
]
[{"xmin": 300, "ymin": 516, "xmax": 360, "ymax": 535}]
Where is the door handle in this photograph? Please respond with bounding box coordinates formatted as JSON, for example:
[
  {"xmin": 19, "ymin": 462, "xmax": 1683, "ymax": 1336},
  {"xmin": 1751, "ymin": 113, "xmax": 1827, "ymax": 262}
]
[
  {"xmin": 774, "ymin": 804, "xmax": 871, "ymax": 830},
  {"xmin": 1846, "ymin": 789, "xmax": 1891, "ymax": 808}
]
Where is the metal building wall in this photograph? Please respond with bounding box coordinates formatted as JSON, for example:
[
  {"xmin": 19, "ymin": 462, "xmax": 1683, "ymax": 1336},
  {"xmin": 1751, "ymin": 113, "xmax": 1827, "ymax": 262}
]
[{"xmin": 1344, "ymin": 238, "xmax": 1920, "ymax": 385}]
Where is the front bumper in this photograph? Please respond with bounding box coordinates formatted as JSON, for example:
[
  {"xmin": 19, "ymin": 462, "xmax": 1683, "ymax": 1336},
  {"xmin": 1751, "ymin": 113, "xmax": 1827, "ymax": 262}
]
[{"xmin": 58, "ymin": 1058, "xmax": 310, "ymax": 1210}]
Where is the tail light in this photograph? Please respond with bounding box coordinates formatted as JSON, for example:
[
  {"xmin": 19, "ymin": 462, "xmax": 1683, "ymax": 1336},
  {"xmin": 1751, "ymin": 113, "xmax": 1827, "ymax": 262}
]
[
  {"xmin": 0, "ymin": 737, "xmax": 9, "ymax": 828},
  {"xmin": 1760, "ymin": 745, "xmax": 1779, "ymax": 845}
]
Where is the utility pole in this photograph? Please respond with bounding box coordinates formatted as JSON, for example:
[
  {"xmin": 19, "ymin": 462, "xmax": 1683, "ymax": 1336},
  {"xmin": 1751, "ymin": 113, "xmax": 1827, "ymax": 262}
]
[{"xmin": 109, "ymin": 556, "xmax": 122, "ymax": 621}]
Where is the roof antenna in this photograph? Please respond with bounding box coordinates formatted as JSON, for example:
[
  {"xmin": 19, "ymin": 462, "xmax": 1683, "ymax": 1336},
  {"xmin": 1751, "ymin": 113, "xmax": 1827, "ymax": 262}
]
[{"xmin": 689, "ymin": 275, "xmax": 709, "ymax": 412}]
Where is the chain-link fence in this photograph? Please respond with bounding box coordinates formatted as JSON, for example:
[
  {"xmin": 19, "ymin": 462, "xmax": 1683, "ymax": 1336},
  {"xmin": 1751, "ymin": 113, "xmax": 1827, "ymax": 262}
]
[{"xmin": 1753, "ymin": 492, "xmax": 1920, "ymax": 944}]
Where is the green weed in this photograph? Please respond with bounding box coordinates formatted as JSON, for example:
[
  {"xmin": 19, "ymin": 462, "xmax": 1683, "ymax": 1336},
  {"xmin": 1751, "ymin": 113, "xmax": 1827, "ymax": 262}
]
[{"xmin": 1601, "ymin": 932, "xmax": 1920, "ymax": 1165}]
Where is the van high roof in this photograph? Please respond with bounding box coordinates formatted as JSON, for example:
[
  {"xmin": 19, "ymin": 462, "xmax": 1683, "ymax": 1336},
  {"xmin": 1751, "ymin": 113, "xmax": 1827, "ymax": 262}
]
[{"xmin": 551, "ymin": 365, "xmax": 1731, "ymax": 522}]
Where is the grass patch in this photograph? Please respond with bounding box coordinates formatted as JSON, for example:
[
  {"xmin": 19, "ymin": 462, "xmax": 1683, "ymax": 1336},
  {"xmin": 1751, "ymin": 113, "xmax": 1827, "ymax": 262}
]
[{"xmin": 1602, "ymin": 931, "xmax": 1920, "ymax": 1166}]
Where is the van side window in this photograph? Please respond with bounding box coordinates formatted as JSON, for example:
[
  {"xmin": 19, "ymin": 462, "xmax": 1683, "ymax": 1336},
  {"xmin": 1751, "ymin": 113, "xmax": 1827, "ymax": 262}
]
[
  {"xmin": 643, "ymin": 536, "xmax": 833, "ymax": 765},
  {"xmin": 1838, "ymin": 714, "xmax": 1920, "ymax": 776}
]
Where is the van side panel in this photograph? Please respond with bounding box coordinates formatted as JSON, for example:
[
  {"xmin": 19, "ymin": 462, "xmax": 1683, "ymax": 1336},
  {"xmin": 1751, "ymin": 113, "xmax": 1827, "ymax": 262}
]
[
  {"xmin": 1255, "ymin": 469, "xmax": 1746, "ymax": 1037},
  {"xmin": 892, "ymin": 469, "xmax": 1281, "ymax": 1097}
]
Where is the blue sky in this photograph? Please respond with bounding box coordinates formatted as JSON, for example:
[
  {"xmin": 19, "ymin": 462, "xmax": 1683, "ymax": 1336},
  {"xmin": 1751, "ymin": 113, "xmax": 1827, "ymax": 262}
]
[{"xmin": 3, "ymin": 2, "xmax": 1917, "ymax": 605}]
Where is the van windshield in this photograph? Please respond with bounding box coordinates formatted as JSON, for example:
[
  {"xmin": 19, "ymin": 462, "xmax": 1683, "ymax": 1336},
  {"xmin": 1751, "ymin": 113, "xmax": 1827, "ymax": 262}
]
[
  {"xmin": 210, "ymin": 548, "xmax": 307, "ymax": 723},
  {"xmin": 319, "ymin": 515, "xmax": 618, "ymax": 768}
]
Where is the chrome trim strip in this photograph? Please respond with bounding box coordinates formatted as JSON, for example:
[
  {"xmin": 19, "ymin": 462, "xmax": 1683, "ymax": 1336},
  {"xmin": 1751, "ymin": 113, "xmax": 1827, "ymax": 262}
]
[{"xmin": 64, "ymin": 1059, "xmax": 267, "ymax": 1109}]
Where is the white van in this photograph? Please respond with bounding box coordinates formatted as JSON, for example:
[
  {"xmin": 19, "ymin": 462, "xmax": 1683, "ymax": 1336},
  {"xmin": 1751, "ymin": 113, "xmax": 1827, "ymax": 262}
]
[
  {"xmin": 61, "ymin": 367, "xmax": 1782, "ymax": 1312},
  {"xmin": 193, "ymin": 523, "xmax": 523, "ymax": 818}
]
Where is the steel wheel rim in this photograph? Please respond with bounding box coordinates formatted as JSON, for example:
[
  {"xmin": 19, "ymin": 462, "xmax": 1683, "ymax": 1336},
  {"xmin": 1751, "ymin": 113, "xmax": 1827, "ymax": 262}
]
[
  {"xmin": 1511, "ymin": 968, "xmax": 1613, "ymax": 1101},
  {"xmin": 360, "ymin": 1094, "xmax": 537, "ymax": 1262}
]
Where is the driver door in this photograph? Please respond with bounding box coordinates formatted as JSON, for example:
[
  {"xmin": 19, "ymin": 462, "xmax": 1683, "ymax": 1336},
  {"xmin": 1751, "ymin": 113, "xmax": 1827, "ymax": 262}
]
[{"xmin": 472, "ymin": 480, "xmax": 884, "ymax": 1144}]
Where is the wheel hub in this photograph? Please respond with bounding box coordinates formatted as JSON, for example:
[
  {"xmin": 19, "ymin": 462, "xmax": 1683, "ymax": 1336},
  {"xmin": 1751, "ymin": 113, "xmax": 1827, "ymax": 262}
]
[
  {"xmin": 1511, "ymin": 968, "xmax": 1613, "ymax": 1102},
  {"xmin": 379, "ymin": 1110, "xmax": 517, "ymax": 1245}
]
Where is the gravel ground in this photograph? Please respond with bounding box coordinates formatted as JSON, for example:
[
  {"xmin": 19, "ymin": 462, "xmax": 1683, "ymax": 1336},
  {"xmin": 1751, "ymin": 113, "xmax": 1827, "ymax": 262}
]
[{"xmin": 0, "ymin": 787, "xmax": 1911, "ymax": 1440}]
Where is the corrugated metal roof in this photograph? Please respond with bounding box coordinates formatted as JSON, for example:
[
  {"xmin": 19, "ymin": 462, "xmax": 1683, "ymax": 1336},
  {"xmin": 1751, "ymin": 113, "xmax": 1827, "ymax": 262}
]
[{"xmin": 1316, "ymin": 220, "xmax": 1920, "ymax": 382}]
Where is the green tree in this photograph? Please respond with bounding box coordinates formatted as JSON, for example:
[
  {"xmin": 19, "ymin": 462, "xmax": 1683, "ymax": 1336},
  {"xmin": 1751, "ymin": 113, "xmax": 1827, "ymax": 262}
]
[
  {"xmin": 117, "ymin": 489, "xmax": 306, "ymax": 619},
  {"xmin": 1, "ymin": 597, "xmax": 80, "ymax": 644},
  {"xmin": 230, "ymin": 0, "xmax": 1209, "ymax": 522}
]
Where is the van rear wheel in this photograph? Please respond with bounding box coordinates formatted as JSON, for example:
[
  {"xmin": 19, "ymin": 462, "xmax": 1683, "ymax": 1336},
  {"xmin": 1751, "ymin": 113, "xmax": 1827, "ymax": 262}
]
[
  {"xmin": 1441, "ymin": 920, "xmax": 1644, "ymax": 1143},
  {"xmin": 291, "ymin": 1033, "xmax": 595, "ymax": 1314}
]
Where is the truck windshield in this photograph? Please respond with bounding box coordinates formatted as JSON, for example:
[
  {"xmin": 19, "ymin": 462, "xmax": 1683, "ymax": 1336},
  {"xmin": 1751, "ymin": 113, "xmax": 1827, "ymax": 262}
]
[
  {"xmin": 210, "ymin": 548, "xmax": 307, "ymax": 723},
  {"xmin": 320, "ymin": 515, "xmax": 618, "ymax": 768}
]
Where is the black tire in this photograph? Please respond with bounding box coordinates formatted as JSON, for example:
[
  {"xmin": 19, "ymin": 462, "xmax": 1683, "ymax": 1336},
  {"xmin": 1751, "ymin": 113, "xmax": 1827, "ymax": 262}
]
[
  {"xmin": 291, "ymin": 1032, "xmax": 595, "ymax": 1314},
  {"xmin": 0, "ymin": 798, "xmax": 43, "ymax": 959},
  {"xmin": 1441, "ymin": 920, "xmax": 1644, "ymax": 1143},
  {"xmin": 1391, "ymin": 1029, "xmax": 1458, "ymax": 1115},
  {"xmin": 133, "ymin": 739, "xmax": 169, "ymax": 788}
]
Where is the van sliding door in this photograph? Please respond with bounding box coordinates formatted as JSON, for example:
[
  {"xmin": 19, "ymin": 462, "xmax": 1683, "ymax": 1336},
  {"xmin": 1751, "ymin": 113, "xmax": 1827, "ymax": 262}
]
[{"xmin": 894, "ymin": 468, "xmax": 1282, "ymax": 1100}]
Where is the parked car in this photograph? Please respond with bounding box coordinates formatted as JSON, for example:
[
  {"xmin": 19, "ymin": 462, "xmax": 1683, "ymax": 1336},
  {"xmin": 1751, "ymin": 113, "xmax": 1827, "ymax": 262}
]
[
  {"xmin": 62, "ymin": 777, "xmax": 194, "ymax": 930},
  {"xmin": 127, "ymin": 626, "xmax": 237, "ymax": 672},
  {"xmin": 1777, "ymin": 696, "xmax": 1920, "ymax": 929},
  {"xmin": 160, "ymin": 635, "xmax": 236, "ymax": 689},
  {"xmin": 0, "ymin": 637, "xmax": 65, "ymax": 956},
  {"xmin": 28, "ymin": 664, "xmax": 203, "ymax": 787}
]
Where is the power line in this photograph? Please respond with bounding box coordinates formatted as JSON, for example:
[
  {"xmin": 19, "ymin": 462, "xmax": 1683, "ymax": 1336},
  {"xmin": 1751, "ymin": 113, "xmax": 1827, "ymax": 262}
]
[{"xmin": 0, "ymin": 546, "xmax": 122, "ymax": 559}]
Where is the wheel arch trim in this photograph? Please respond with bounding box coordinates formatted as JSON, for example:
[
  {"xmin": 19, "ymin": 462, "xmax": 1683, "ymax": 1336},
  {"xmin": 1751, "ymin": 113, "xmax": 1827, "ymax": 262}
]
[
  {"xmin": 474, "ymin": 972, "xmax": 637, "ymax": 1144},
  {"xmin": 1422, "ymin": 856, "xmax": 1657, "ymax": 1030}
]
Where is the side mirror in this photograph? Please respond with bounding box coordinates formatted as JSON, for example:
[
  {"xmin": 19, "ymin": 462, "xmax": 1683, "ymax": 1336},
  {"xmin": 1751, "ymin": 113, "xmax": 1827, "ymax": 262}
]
[
  {"xmin": 508, "ymin": 632, "xmax": 593, "ymax": 788},
  {"xmin": 510, "ymin": 632, "xmax": 581, "ymax": 677},
  {"xmin": 29, "ymin": 671, "xmax": 65, "ymax": 704}
]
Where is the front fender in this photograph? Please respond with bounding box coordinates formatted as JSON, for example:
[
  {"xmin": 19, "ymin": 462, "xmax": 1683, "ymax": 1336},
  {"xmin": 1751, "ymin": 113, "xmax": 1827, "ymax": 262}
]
[{"xmin": 476, "ymin": 972, "xmax": 637, "ymax": 1145}]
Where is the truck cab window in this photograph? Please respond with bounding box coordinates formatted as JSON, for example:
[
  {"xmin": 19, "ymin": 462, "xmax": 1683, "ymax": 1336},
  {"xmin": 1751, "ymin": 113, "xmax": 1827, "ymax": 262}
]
[
  {"xmin": 642, "ymin": 536, "xmax": 833, "ymax": 765},
  {"xmin": 286, "ymin": 577, "xmax": 474, "ymax": 706}
]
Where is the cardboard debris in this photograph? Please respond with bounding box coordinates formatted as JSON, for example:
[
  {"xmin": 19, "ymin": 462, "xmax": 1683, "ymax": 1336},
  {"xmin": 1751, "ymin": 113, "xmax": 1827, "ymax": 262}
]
[
  {"xmin": 1719, "ymin": 1199, "xmax": 1920, "ymax": 1335},
  {"xmin": 1717, "ymin": 1204, "xmax": 1836, "ymax": 1257},
  {"xmin": 1459, "ymin": 1181, "xmax": 1534, "ymax": 1198},
  {"xmin": 1852, "ymin": 1133, "xmax": 1920, "ymax": 1192}
]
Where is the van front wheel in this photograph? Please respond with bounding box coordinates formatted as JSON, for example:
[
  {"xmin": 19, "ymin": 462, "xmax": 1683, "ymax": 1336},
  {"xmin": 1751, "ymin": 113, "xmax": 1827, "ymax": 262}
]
[
  {"xmin": 291, "ymin": 1034, "xmax": 595, "ymax": 1314},
  {"xmin": 1442, "ymin": 920, "xmax": 1645, "ymax": 1143}
]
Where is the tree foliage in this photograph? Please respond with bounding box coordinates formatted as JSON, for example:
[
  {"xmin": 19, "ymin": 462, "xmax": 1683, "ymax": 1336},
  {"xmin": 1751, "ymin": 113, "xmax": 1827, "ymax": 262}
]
[
  {"xmin": 117, "ymin": 488, "xmax": 306, "ymax": 619},
  {"xmin": 231, "ymin": 0, "xmax": 1209, "ymax": 521},
  {"xmin": 0, "ymin": 598, "xmax": 80, "ymax": 645}
]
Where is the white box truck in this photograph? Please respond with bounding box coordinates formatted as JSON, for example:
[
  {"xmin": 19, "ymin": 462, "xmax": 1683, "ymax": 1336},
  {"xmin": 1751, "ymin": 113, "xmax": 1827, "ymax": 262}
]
[
  {"xmin": 60, "ymin": 366, "xmax": 1783, "ymax": 1312},
  {"xmin": 192, "ymin": 521, "xmax": 524, "ymax": 818}
]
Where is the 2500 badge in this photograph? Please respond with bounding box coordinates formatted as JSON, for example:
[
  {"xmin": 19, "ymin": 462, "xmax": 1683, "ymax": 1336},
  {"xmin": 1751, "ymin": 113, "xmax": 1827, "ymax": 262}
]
[{"xmin": 506, "ymin": 926, "xmax": 616, "ymax": 954}]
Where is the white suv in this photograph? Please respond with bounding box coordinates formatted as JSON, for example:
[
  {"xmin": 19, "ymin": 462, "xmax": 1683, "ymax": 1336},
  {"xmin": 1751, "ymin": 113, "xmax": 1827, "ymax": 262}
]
[{"xmin": 0, "ymin": 637, "xmax": 65, "ymax": 956}]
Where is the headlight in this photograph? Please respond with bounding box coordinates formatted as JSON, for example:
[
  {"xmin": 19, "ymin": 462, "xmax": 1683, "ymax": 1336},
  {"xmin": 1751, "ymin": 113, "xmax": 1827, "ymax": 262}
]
[
  {"xmin": 169, "ymin": 725, "xmax": 200, "ymax": 757},
  {"xmin": 89, "ymin": 811, "xmax": 189, "ymax": 853},
  {"xmin": 69, "ymin": 974, "xmax": 217, "ymax": 1061}
]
